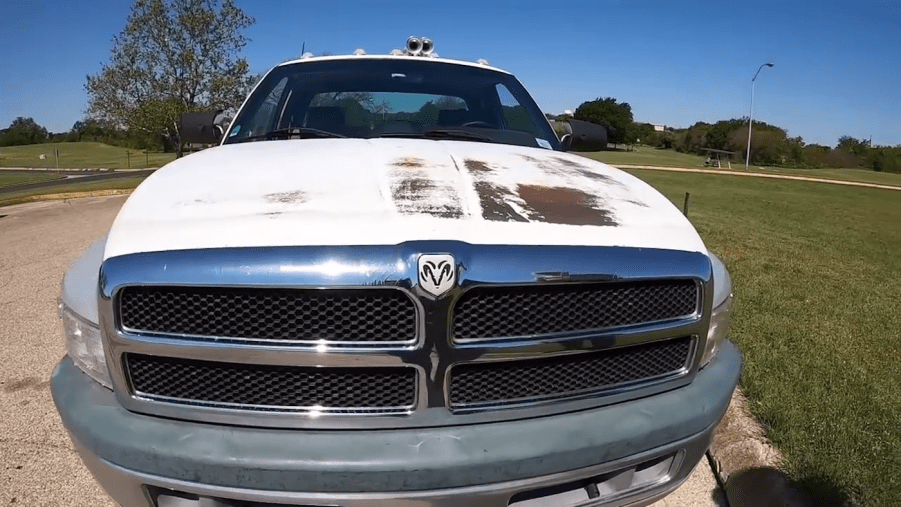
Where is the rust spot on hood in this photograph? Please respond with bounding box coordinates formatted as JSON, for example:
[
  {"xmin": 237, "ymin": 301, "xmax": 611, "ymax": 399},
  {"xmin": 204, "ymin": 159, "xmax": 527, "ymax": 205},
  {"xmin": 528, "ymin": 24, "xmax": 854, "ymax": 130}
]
[
  {"xmin": 474, "ymin": 182, "xmax": 528, "ymax": 222},
  {"xmin": 464, "ymin": 159, "xmax": 527, "ymax": 222},
  {"xmin": 393, "ymin": 157, "xmax": 426, "ymax": 168},
  {"xmin": 550, "ymin": 156, "xmax": 588, "ymax": 169},
  {"xmin": 264, "ymin": 190, "xmax": 306, "ymax": 204},
  {"xmin": 519, "ymin": 153, "xmax": 621, "ymax": 186},
  {"xmin": 390, "ymin": 170, "xmax": 463, "ymax": 219},
  {"xmin": 575, "ymin": 168, "xmax": 618, "ymax": 185},
  {"xmin": 464, "ymin": 159, "xmax": 492, "ymax": 174},
  {"xmin": 392, "ymin": 178, "xmax": 433, "ymax": 198},
  {"xmin": 517, "ymin": 185, "xmax": 617, "ymax": 226}
]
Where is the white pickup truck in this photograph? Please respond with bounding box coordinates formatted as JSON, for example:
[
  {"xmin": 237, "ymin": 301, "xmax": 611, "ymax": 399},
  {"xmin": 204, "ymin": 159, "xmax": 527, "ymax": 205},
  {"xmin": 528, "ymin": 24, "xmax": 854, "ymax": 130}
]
[{"xmin": 53, "ymin": 39, "xmax": 739, "ymax": 507}]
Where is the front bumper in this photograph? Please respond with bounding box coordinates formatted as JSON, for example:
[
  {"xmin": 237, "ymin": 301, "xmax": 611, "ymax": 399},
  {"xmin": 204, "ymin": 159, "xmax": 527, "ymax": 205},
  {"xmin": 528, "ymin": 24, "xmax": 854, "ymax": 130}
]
[{"xmin": 52, "ymin": 341, "xmax": 741, "ymax": 507}]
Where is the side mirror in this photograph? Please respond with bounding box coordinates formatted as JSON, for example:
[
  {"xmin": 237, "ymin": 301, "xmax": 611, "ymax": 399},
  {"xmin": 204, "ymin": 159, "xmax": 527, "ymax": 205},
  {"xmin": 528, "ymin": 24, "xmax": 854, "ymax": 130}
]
[
  {"xmin": 562, "ymin": 119, "xmax": 609, "ymax": 152},
  {"xmin": 180, "ymin": 110, "xmax": 224, "ymax": 145}
]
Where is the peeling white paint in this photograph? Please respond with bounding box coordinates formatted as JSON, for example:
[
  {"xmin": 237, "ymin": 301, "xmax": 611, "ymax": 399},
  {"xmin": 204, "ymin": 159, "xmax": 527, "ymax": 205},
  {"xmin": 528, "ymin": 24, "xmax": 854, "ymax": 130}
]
[{"xmin": 103, "ymin": 139, "xmax": 706, "ymax": 260}]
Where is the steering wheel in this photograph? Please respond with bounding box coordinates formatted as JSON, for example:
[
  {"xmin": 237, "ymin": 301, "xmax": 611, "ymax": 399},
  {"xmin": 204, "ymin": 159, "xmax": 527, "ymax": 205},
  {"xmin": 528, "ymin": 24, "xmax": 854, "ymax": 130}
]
[{"xmin": 461, "ymin": 121, "xmax": 496, "ymax": 129}]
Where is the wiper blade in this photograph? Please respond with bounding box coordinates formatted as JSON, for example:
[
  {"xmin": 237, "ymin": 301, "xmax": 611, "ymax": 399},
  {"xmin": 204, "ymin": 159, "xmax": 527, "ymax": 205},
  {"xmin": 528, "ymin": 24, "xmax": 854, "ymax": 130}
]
[
  {"xmin": 424, "ymin": 129, "xmax": 493, "ymax": 142},
  {"xmin": 380, "ymin": 129, "xmax": 493, "ymax": 143},
  {"xmin": 232, "ymin": 127, "xmax": 345, "ymax": 143}
]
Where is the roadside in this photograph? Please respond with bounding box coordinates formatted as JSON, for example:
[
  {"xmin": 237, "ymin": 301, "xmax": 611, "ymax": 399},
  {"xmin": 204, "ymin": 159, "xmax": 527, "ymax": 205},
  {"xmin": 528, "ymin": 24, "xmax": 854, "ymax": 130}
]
[
  {"xmin": 611, "ymin": 164, "xmax": 901, "ymax": 191},
  {"xmin": 0, "ymin": 172, "xmax": 150, "ymax": 208},
  {"xmin": 0, "ymin": 196, "xmax": 127, "ymax": 506}
]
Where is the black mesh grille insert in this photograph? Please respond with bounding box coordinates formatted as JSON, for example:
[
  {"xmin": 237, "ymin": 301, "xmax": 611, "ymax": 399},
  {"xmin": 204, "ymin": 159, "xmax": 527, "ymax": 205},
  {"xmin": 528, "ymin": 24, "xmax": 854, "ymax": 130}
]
[
  {"xmin": 126, "ymin": 354, "xmax": 417, "ymax": 409},
  {"xmin": 453, "ymin": 280, "xmax": 698, "ymax": 341},
  {"xmin": 449, "ymin": 337, "xmax": 692, "ymax": 406},
  {"xmin": 119, "ymin": 286, "xmax": 417, "ymax": 343}
]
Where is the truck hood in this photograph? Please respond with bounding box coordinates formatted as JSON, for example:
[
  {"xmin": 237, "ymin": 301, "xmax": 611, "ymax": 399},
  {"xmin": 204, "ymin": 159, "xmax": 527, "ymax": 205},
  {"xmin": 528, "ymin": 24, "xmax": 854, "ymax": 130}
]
[{"xmin": 104, "ymin": 139, "xmax": 705, "ymax": 260}]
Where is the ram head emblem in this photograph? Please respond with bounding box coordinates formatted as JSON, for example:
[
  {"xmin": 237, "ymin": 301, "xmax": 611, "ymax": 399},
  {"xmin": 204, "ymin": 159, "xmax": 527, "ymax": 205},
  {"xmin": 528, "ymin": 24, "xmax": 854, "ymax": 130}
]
[{"xmin": 418, "ymin": 254, "xmax": 456, "ymax": 297}]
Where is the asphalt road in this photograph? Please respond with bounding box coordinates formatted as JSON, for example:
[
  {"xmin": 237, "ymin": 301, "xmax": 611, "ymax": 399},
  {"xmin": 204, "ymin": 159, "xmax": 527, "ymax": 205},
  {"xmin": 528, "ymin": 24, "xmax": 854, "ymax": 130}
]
[
  {"xmin": 0, "ymin": 195, "xmax": 725, "ymax": 506},
  {"xmin": 0, "ymin": 170, "xmax": 155, "ymax": 197}
]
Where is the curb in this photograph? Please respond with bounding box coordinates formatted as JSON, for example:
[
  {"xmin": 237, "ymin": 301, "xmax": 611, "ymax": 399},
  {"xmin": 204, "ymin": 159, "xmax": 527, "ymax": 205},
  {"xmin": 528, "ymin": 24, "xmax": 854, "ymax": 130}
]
[{"xmin": 707, "ymin": 389, "xmax": 813, "ymax": 506}]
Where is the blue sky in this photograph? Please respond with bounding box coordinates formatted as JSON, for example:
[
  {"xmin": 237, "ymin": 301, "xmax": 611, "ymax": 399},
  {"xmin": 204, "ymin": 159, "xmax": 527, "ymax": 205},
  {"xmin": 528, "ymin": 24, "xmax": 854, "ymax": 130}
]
[{"xmin": 2, "ymin": 0, "xmax": 899, "ymax": 147}]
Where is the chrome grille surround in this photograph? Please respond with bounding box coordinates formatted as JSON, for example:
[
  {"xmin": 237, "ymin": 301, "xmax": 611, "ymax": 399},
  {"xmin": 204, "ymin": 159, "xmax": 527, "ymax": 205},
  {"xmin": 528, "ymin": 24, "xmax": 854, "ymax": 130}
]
[{"xmin": 100, "ymin": 242, "xmax": 712, "ymax": 429}]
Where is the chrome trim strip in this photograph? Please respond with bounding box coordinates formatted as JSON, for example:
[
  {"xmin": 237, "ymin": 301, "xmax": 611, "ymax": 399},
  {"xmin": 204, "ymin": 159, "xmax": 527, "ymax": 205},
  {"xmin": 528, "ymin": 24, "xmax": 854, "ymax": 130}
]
[
  {"xmin": 99, "ymin": 242, "xmax": 713, "ymax": 429},
  {"xmin": 131, "ymin": 393, "xmax": 416, "ymax": 416}
]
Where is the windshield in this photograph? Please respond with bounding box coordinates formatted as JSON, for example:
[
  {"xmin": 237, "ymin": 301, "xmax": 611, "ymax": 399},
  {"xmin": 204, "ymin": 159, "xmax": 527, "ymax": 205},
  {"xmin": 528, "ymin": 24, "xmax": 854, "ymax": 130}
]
[{"xmin": 223, "ymin": 58, "xmax": 560, "ymax": 150}]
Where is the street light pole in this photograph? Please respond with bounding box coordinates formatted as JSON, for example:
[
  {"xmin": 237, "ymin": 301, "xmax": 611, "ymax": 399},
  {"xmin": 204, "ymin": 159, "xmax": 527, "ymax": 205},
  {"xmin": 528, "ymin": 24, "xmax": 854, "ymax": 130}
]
[{"xmin": 746, "ymin": 63, "xmax": 774, "ymax": 169}]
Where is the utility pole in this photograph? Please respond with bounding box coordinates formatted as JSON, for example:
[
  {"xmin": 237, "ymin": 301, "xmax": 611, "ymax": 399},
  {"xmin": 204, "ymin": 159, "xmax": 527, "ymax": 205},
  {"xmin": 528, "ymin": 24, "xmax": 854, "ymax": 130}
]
[{"xmin": 746, "ymin": 63, "xmax": 774, "ymax": 169}]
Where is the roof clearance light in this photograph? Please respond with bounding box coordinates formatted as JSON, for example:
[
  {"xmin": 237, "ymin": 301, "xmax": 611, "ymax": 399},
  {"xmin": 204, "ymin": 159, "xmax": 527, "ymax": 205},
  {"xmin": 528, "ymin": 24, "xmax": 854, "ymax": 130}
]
[
  {"xmin": 421, "ymin": 38, "xmax": 434, "ymax": 55},
  {"xmin": 406, "ymin": 36, "xmax": 423, "ymax": 55},
  {"xmin": 404, "ymin": 36, "xmax": 436, "ymax": 57},
  {"xmin": 353, "ymin": 48, "xmax": 366, "ymax": 55},
  {"xmin": 300, "ymin": 52, "xmax": 314, "ymax": 59},
  {"xmin": 477, "ymin": 58, "xmax": 490, "ymax": 66}
]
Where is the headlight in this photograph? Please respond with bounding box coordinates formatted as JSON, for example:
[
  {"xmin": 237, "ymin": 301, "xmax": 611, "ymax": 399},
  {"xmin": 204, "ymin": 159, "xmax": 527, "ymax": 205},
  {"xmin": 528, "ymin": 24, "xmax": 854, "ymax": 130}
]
[
  {"xmin": 59, "ymin": 301, "xmax": 113, "ymax": 389},
  {"xmin": 701, "ymin": 253, "xmax": 732, "ymax": 367}
]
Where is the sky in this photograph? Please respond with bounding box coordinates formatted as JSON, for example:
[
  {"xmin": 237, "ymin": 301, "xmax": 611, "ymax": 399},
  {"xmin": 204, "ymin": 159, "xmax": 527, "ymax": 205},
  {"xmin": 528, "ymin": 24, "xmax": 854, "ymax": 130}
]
[{"xmin": 1, "ymin": 0, "xmax": 900, "ymax": 147}]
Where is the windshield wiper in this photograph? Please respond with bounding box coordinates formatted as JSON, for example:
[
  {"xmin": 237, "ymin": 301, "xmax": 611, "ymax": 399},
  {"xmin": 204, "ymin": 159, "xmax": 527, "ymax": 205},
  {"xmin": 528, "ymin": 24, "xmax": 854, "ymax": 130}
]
[
  {"xmin": 231, "ymin": 127, "xmax": 345, "ymax": 143},
  {"xmin": 380, "ymin": 129, "xmax": 493, "ymax": 143}
]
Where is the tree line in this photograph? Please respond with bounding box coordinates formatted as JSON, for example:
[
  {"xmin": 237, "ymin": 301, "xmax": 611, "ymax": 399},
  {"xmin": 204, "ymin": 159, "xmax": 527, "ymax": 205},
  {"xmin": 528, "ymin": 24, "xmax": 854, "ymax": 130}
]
[
  {"xmin": 4, "ymin": 0, "xmax": 898, "ymax": 174},
  {"xmin": 560, "ymin": 98, "xmax": 901, "ymax": 173},
  {"xmin": 0, "ymin": 116, "xmax": 169, "ymax": 150}
]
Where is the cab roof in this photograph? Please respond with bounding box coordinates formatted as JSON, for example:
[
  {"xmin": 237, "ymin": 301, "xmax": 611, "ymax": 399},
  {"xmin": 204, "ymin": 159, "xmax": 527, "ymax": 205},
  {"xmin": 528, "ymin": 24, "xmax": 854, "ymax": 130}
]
[{"xmin": 276, "ymin": 53, "xmax": 511, "ymax": 75}]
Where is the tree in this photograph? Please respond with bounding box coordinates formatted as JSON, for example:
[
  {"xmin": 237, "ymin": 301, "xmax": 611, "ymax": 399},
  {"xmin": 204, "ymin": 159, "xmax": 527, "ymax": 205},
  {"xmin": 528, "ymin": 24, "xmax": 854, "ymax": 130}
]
[
  {"xmin": 413, "ymin": 101, "xmax": 440, "ymax": 127},
  {"xmin": 573, "ymin": 97, "xmax": 633, "ymax": 147},
  {"xmin": 0, "ymin": 117, "xmax": 49, "ymax": 146},
  {"xmin": 434, "ymin": 96, "xmax": 466, "ymax": 111},
  {"xmin": 85, "ymin": 0, "xmax": 255, "ymax": 153},
  {"xmin": 837, "ymin": 136, "xmax": 870, "ymax": 156}
]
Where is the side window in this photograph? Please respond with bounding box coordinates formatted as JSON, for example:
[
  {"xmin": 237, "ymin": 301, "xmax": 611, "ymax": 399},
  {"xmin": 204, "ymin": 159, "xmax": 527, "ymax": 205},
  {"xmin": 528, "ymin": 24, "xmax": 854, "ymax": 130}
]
[
  {"xmin": 496, "ymin": 84, "xmax": 540, "ymax": 135},
  {"xmin": 239, "ymin": 77, "xmax": 288, "ymax": 137}
]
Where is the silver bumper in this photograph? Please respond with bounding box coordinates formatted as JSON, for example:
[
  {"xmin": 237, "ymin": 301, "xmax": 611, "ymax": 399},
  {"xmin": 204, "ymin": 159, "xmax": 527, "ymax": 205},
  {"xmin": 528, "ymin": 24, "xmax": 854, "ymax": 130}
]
[{"xmin": 52, "ymin": 341, "xmax": 740, "ymax": 507}]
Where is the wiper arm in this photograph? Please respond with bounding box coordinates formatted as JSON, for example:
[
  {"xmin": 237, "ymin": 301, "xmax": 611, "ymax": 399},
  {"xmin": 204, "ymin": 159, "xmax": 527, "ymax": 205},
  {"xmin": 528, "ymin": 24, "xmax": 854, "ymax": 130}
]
[
  {"xmin": 232, "ymin": 127, "xmax": 345, "ymax": 143},
  {"xmin": 379, "ymin": 129, "xmax": 493, "ymax": 143}
]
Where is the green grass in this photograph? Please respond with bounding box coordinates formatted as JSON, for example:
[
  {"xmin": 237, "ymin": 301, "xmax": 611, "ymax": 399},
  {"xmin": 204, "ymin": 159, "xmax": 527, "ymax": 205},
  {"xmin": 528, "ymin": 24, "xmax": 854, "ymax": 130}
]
[
  {"xmin": 583, "ymin": 147, "xmax": 709, "ymax": 168},
  {"xmin": 0, "ymin": 142, "xmax": 175, "ymax": 169},
  {"xmin": 0, "ymin": 176, "xmax": 148, "ymax": 207},
  {"xmin": 0, "ymin": 170, "xmax": 64, "ymax": 187},
  {"xmin": 623, "ymin": 168, "xmax": 901, "ymax": 506},
  {"xmin": 582, "ymin": 148, "xmax": 901, "ymax": 187},
  {"xmin": 746, "ymin": 166, "xmax": 901, "ymax": 187}
]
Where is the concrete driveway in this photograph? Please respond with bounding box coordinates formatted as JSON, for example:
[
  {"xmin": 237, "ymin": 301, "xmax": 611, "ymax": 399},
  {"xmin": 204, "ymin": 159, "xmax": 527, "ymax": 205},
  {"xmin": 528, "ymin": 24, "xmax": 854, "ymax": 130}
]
[{"xmin": 0, "ymin": 195, "xmax": 725, "ymax": 506}]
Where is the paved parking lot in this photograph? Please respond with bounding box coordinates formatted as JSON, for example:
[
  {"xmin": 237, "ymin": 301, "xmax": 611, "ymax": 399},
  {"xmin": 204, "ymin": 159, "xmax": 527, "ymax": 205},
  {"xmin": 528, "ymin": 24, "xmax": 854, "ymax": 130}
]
[{"xmin": 0, "ymin": 195, "xmax": 725, "ymax": 506}]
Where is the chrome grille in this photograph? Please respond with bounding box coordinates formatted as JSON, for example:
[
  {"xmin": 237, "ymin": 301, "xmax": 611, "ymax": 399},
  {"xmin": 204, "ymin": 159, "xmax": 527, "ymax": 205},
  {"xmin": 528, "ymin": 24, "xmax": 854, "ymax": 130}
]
[
  {"xmin": 102, "ymin": 246, "xmax": 712, "ymax": 429},
  {"xmin": 125, "ymin": 354, "xmax": 417, "ymax": 411},
  {"xmin": 119, "ymin": 286, "xmax": 417, "ymax": 343},
  {"xmin": 449, "ymin": 337, "xmax": 693, "ymax": 407},
  {"xmin": 452, "ymin": 280, "xmax": 698, "ymax": 341}
]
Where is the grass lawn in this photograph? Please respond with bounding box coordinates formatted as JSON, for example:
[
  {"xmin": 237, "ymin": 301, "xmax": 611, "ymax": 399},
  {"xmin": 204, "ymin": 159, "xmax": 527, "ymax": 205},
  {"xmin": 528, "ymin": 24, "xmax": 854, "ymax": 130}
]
[
  {"xmin": 0, "ymin": 176, "xmax": 149, "ymax": 207},
  {"xmin": 0, "ymin": 170, "xmax": 64, "ymax": 187},
  {"xmin": 583, "ymin": 147, "xmax": 709, "ymax": 168},
  {"xmin": 0, "ymin": 142, "xmax": 176, "ymax": 169},
  {"xmin": 623, "ymin": 168, "xmax": 901, "ymax": 506},
  {"xmin": 747, "ymin": 166, "xmax": 901, "ymax": 187},
  {"xmin": 584, "ymin": 148, "xmax": 901, "ymax": 187}
]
